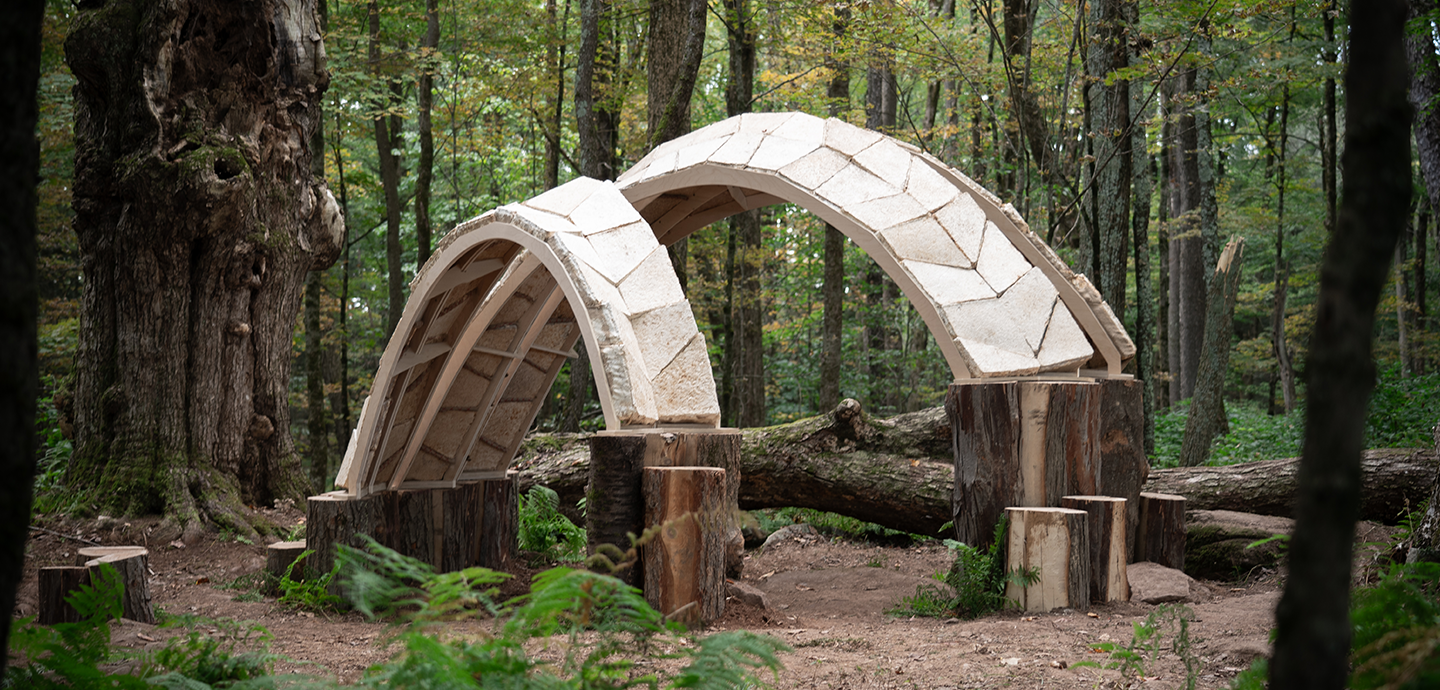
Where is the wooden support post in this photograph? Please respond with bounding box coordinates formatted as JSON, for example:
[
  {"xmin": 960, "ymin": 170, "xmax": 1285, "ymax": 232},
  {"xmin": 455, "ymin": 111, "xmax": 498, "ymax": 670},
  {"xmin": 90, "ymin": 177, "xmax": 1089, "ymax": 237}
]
[
  {"xmin": 1096, "ymin": 379, "xmax": 1149, "ymax": 562},
  {"xmin": 306, "ymin": 475, "xmax": 518, "ymax": 589},
  {"xmin": 588, "ymin": 429, "xmax": 743, "ymax": 585},
  {"xmin": 643, "ymin": 467, "xmax": 727, "ymax": 628},
  {"xmin": 38, "ymin": 566, "xmax": 90, "ymax": 625},
  {"xmin": 1005, "ymin": 507, "xmax": 1090, "ymax": 612},
  {"xmin": 1136, "ymin": 492, "xmax": 1186, "ymax": 569},
  {"xmin": 76, "ymin": 546, "xmax": 154, "ymax": 624},
  {"xmin": 266, "ymin": 540, "xmax": 309, "ymax": 580},
  {"xmin": 1060, "ymin": 496, "xmax": 1129, "ymax": 603},
  {"xmin": 949, "ymin": 379, "xmax": 1147, "ymax": 555}
]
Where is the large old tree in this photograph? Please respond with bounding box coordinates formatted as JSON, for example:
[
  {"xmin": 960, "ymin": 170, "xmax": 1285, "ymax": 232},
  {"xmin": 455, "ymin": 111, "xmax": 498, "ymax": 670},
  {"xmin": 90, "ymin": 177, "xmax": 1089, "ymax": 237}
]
[{"xmin": 65, "ymin": 0, "xmax": 342, "ymax": 539}]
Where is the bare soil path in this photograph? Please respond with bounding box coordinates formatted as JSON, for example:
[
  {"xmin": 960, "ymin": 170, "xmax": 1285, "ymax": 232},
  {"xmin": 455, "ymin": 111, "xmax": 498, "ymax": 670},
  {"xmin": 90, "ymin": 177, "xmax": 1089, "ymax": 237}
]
[{"xmin": 16, "ymin": 507, "xmax": 1376, "ymax": 689}]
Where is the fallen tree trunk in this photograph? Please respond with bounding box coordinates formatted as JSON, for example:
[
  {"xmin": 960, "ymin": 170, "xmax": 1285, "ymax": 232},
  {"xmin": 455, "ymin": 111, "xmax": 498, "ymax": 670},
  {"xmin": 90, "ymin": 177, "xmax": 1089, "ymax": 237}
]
[
  {"xmin": 515, "ymin": 401, "xmax": 955, "ymax": 537},
  {"xmin": 512, "ymin": 404, "xmax": 1437, "ymax": 535},
  {"xmin": 1143, "ymin": 449, "xmax": 1438, "ymax": 524}
]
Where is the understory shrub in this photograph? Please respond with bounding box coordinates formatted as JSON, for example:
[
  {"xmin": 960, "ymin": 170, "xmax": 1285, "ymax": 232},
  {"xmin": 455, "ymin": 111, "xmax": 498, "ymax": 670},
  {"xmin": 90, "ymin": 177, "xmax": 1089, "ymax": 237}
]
[
  {"xmin": 891, "ymin": 516, "xmax": 1036, "ymax": 619},
  {"xmin": 516, "ymin": 485, "xmax": 586, "ymax": 562},
  {"xmin": 1350, "ymin": 561, "xmax": 1440, "ymax": 689}
]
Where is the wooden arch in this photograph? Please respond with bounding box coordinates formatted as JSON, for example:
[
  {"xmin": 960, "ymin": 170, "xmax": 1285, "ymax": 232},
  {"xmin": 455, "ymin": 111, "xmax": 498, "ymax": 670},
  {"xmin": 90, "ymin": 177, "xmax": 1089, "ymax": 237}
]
[
  {"xmin": 335, "ymin": 179, "xmax": 719, "ymax": 496},
  {"xmin": 616, "ymin": 112, "xmax": 1135, "ymax": 379}
]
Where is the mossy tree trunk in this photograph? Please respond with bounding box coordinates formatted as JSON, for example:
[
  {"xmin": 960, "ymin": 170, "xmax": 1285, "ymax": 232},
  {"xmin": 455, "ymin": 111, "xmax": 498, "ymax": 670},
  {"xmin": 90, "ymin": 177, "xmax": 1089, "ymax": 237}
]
[{"xmin": 66, "ymin": 0, "xmax": 342, "ymax": 539}]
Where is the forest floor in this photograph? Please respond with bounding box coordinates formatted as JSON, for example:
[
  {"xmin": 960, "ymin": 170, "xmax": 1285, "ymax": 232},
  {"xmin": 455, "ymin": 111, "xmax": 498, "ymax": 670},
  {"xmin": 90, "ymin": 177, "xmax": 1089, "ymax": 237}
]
[{"xmin": 15, "ymin": 504, "xmax": 1400, "ymax": 689}]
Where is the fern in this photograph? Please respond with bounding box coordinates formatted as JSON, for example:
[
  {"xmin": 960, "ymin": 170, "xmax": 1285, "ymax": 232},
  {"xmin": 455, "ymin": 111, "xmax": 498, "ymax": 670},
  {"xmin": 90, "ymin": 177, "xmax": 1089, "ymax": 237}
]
[
  {"xmin": 276, "ymin": 549, "xmax": 344, "ymax": 612},
  {"xmin": 892, "ymin": 515, "xmax": 1029, "ymax": 619},
  {"xmin": 669, "ymin": 631, "xmax": 788, "ymax": 689},
  {"xmin": 518, "ymin": 485, "xmax": 587, "ymax": 562},
  {"xmin": 1351, "ymin": 561, "xmax": 1440, "ymax": 689}
]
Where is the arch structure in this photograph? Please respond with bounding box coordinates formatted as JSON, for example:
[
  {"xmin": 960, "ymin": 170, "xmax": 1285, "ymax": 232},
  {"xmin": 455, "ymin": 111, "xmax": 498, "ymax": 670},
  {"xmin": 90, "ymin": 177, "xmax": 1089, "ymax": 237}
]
[
  {"xmin": 334, "ymin": 178, "xmax": 719, "ymax": 496},
  {"xmin": 616, "ymin": 111, "xmax": 1135, "ymax": 379}
]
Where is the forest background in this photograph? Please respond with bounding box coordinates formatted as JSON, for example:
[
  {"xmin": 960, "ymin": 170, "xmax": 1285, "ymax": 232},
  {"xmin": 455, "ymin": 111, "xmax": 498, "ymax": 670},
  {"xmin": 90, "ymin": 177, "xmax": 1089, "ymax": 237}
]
[{"xmin": 28, "ymin": 0, "xmax": 1440, "ymax": 500}]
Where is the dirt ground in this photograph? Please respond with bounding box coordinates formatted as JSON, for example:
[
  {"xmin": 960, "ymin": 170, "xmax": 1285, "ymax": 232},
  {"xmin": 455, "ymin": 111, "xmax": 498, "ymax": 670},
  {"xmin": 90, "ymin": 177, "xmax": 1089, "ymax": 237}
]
[{"xmin": 14, "ymin": 508, "xmax": 1399, "ymax": 689}]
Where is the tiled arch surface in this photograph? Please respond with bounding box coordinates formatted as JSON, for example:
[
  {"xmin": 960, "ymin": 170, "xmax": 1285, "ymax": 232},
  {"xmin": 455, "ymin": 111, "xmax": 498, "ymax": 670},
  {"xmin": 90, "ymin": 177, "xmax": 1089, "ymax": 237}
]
[
  {"xmin": 335, "ymin": 179, "xmax": 719, "ymax": 495},
  {"xmin": 616, "ymin": 112, "xmax": 1135, "ymax": 378}
]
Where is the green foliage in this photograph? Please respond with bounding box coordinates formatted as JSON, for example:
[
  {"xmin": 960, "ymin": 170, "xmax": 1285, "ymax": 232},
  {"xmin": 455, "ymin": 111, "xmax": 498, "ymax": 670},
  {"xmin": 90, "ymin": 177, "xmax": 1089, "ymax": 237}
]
[
  {"xmin": 751, "ymin": 507, "xmax": 922, "ymax": 545},
  {"xmin": 1078, "ymin": 604, "xmax": 1199, "ymax": 690},
  {"xmin": 518, "ymin": 485, "xmax": 587, "ymax": 562},
  {"xmin": 1350, "ymin": 562, "xmax": 1440, "ymax": 689},
  {"xmin": 340, "ymin": 535, "xmax": 507, "ymax": 625},
  {"xmin": 1153, "ymin": 400, "xmax": 1303, "ymax": 468},
  {"xmin": 1229, "ymin": 658, "xmax": 1268, "ymax": 690},
  {"xmin": 1365, "ymin": 370, "xmax": 1440, "ymax": 449},
  {"xmin": 148, "ymin": 618, "xmax": 277, "ymax": 688},
  {"xmin": 5, "ymin": 564, "xmax": 133, "ymax": 689},
  {"xmin": 31, "ymin": 375, "xmax": 78, "ymax": 515},
  {"xmin": 276, "ymin": 550, "xmax": 344, "ymax": 613},
  {"xmin": 891, "ymin": 517, "xmax": 1035, "ymax": 620}
]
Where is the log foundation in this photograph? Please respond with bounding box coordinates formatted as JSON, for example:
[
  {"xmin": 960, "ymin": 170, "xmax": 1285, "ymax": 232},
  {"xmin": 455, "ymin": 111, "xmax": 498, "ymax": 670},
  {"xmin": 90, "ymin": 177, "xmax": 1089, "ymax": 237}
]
[
  {"xmin": 1136, "ymin": 492, "xmax": 1186, "ymax": 569},
  {"xmin": 266, "ymin": 540, "xmax": 309, "ymax": 580},
  {"xmin": 948, "ymin": 378, "xmax": 1147, "ymax": 554},
  {"xmin": 1060, "ymin": 496, "xmax": 1129, "ymax": 603},
  {"xmin": 38, "ymin": 566, "xmax": 90, "ymax": 624},
  {"xmin": 587, "ymin": 429, "xmax": 743, "ymax": 587},
  {"xmin": 1005, "ymin": 507, "xmax": 1090, "ymax": 612},
  {"xmin": 306, "ymin": 475, "xmax": 518, "ymax": 587},
  {"xmin": 642, "ymin": 467, "xmax": 727, "ymax": 627},
  {"xmin": 41, "ymin": 546, "xmax": 155, "ymax": 624}
]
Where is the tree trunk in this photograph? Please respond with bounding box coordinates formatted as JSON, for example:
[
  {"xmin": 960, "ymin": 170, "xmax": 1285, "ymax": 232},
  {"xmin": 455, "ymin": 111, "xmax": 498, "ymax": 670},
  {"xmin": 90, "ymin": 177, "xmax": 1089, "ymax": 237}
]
[
  {"xmin": 646, "ymin": 0, "xmax": 705, "ymax": 292},
  {"xmin": 723, "ymin": 0, "xmax": 763, "ymax": 427},
  {"xmin": 1146, "ymin": 449, "xmax": 1438, "ymax": 524},
  {"xmin": 1273, "ymin": 1, "xmax": 1410, "ymax": 684},
  {"xmin": 1085, "ymin": 0, "xmax": 1131, "ymax": 320},
  {"xmin": 542, "ymin": 0, "xmax": 567, "ymax": 192},
  {"xmin": 66, "ymin": 0, "xmax": 340, "ymax": 537},
  {"xmin": 414, "ymin": 0, "xmax": 439, "ymax": 267},
  {"xmin": 1273, "ymin": 83, "xmax": 1296, "ymax": 411},
  {"xmin": 304, "ymin": 270, "xmax": 329, "ymax": 491},
  {"xmin": 1129, "ymin": 32, "xmax": 1154, "ymax": 453},
  {"xmin": 0, "ymin": 1, "xmax": 40, "ymax": 677},
  {"xmin": 1323, "ymin": 1, "xmax": 1337, "ymax": 234},
  {"xmin": 818, "ymin": 7, "xmax": 849, "ymax": 412},
  {"xmin": 1167, "ymin": 71, "xmax": 1206, "ymax": 403},
  {"xmin": 1180, "ymin": 239, "xmax": 1245, "ymax": 466},
  {"xmin": 369, "ymin": 0, "xmax": 405, "ymax": 341}
]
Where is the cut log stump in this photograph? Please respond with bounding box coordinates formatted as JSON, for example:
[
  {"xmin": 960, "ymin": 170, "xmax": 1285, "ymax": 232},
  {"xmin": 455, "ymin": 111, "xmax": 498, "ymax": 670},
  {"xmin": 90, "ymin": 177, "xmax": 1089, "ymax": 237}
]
[
  {"xmin": 307, "ymin": 475, "xmax": 518, "ymax": 594},
  {"xmin": 77, "ymin": 546, "xmax": 153, "ymax": 624},
  {"xmin": 588, "ymin": 429, "xmax": 743, "ymax": 587},
  {"xmin": 38, "ymin": 566, "xmax": 90, "ymax": 625},
  {"xmin": 1005, "ymin": 507, "xmax": 1090, "ymax": 612},
  {"xmin": 949, "ymin": 380, "xmax": 1146, "ymax": 553},
  {"xmin": 1060, "ymin": 496, "xmax": 1129, "ymax": 603},
  {"xmin": 642, "ymin": 466, "xmax": 727, "ymax": 628},
  {"xmin": 1137, "ymin": 492, "xmax": 1186, "ymax": 569},
  {"xmin": 266, "ymin": 540, "xmax": 309, "ymax": 580}
]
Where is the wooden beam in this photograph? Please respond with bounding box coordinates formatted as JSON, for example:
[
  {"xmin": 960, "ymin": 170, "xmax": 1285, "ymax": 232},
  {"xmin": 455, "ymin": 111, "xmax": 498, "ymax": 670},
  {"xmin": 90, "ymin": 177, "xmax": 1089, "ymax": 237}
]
[
  {"xmin": 429, "ymin": 258, "xmax": 504, "ymax": 295},
  {"xmin": 394, "ymin": 342, "xmax": 453, "ymax": 374},
  {"xmin": 650, "ymin": 187, "xmax": 725, "ymax": 240}
]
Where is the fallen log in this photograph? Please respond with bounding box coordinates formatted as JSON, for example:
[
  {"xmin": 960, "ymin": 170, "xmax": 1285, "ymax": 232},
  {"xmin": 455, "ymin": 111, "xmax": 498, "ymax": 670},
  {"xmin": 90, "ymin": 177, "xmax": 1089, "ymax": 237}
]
[
  {"xmin": 515, "ymin": 401, "xmax": 955, "ymax": 537},
  {"xmin": 1143, "ymin": 449, "xmax": 1437, "ymax": 524},
  {"xmin": 513, "ymin": 404, "xmax": 1437, "ymax": 537}
]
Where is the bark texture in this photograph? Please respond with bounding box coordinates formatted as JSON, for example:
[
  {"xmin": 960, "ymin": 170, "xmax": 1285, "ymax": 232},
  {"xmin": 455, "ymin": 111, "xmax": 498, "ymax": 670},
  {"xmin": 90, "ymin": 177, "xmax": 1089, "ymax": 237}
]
[
  {"xmin": 1272, "ymin": 1, "xmax": 1411, "ymax": 686},
  {"xmin": 1408, "ymin": 0, "xmax": 1440, "ymax": 220},
  {"xmin": 1085, "ymin": 0, "xmax": 1131, "ymax": 318},
  {"xmin": 1146, "ymin": 449, "xmax": 1439, "ymax": 524},
  {"xmin": 66, "ymin": 0, "xmax": 341, "ymax": 536},
  {"xmin": 723, "ymin": 0, "xmax": 764, "ymax": 427},
  {"xmin": 643, "ymin": 466, "xmax": 727, "ymax": 627},
  {"xmin": 1180, "ymin": 239, "xmax": 1245, "ymax": 466},
  {"xmin": 0, "ymin": 0, "xmax": 40, "ymax": 679}
]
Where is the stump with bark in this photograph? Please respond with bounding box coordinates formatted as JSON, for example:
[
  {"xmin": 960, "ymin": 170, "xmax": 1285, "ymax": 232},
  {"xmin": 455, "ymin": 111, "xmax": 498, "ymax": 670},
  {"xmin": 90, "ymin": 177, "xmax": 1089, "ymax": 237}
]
[
  {"xmin": 643, "ymin": 467, "xmax": 727, "ymax": 627},
  {"xmin": 1006, "ymin": 507, "xmax": 1090, "ymax": 612},
  {"xmin": 949, "ymin": 379, "xmax": 1147, "ymax": 552},
  {"xmin": 266, "ymin": 540, "xmax": 309, "ymax": 580},
  {"xmin": 1061, "ymin": 496, "xmax": 1129, "ymax": 602},
  {"xmin": 1137, "ymin": 493, "xmax": 1186, "ymax": 569},
  {"xmin": 41, "ymin": 546, "xmax": 154, "ymax": 624},
  {"xmin": 306, "ymin": 477, "xmax": 517, "ymax": 588},
  {"xmin": 587, "ymin": 429, "xmax": 743, "ymax": 586}
]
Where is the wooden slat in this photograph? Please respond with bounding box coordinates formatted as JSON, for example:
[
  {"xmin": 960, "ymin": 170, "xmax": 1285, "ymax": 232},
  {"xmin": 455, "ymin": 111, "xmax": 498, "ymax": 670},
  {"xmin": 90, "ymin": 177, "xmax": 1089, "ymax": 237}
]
[
  {"xmin": 430, "ymin": 258, "xmax": 504, "ymax": 294},
  {"xmin": 394, "ymin": 342, "xmax": 453, "ymax": 373}
]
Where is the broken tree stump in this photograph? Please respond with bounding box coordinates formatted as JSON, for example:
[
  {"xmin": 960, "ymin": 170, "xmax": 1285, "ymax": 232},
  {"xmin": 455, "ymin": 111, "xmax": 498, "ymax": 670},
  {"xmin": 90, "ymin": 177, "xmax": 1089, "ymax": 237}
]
[
  {"xmin": 587, "ymin": 429, "xmax": 743, "ymax": 586},
  {"xmin": 1137, "ymin": 492, "xmax": 1186, "ymax": 569},
  {"xmin": 76, "ymin": 546, "xmax": 153, "ymax": 624},
  {"xmin": 950, "ymin": 379, "xmax": 1146, "ymax": 552},
  {"xmin": 643, "ymin": 466, "xmax": 727, "ymax": 627},
  {"xmin": 38, "ymin": 566, "xmax": 90, "ymax": 625},
  {"xmin": 1005, "ymin": 507, "xmax": 1090, "ymax": 612},
  {"xmin": 266, "ymin": 540, "xmax": 309, "ymax": 580},
  {"xmin": 1060, "ymin": 496, "xmax": 1129, "ymax": 603}
]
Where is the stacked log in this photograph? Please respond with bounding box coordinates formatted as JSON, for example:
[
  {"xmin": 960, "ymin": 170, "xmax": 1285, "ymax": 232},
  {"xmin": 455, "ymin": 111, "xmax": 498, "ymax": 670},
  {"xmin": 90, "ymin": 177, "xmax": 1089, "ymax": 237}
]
[
  {"xmin": 642, "ymin": 467, "xmax": 727, "ymax": 627},
  {"xmin": 1136, "ymin": 492, "xmax": 1187, "ymax": 569},
  {"xmin": 40, "ymin": 546, "xmax": 154, "ymax": 625},
  {"xmin": 1005, "ymin": 507, "xmax": 1090, "ymax": 612},
  {"xmin": 1060, "ymin": 496, "xmax": 1129, "ymax": 602}
]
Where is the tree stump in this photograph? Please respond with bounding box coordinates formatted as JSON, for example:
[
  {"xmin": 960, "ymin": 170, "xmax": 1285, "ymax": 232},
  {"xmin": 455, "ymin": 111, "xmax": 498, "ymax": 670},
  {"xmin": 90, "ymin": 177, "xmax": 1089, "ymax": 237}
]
[
  {"xmin": 77, "ymin": 546, "xmax": 154, "ymax": 624},
  {"xmin": 587, "ymin": 429, "xmax": 743, "ymax": 585},
  {"xmin": 38, "ymin": 566, "xmax": 90, "ymax": 624},
  {"xmin": 643, "ymin": 467, "xmax": 727, "ymax": 627},
  {"xmin": 306, "ymin": 475, "xmax": 518, "ymax": 592},
  {"xmin": 1005, "ymin": 507, "xmax": 1090, "ymax": 612},
  {"xmin": 266, "ymin": 540, "xmax": 309, "ymax": 580},
  {"xmin": 1137, "ymin": 492, "xmax": 1186, "ymax": 569},
  {"xmin": 1060, "ymin": 496, "xmax": 1129, "ymax": 603}
]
